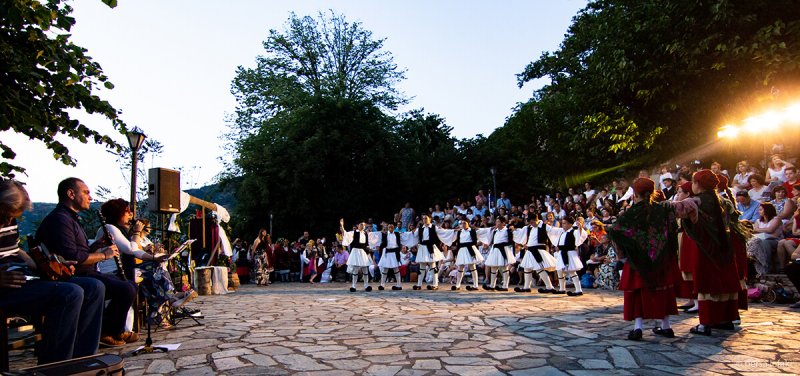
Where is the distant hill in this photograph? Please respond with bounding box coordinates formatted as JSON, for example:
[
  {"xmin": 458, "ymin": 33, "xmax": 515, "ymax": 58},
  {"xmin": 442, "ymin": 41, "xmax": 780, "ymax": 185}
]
[{"xmin": 18, "ymin": 183, "xmax": 235, "ymax": 237}]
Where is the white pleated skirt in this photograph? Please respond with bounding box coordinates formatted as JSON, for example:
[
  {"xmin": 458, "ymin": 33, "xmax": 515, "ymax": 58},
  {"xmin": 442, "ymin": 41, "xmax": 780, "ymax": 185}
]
[
  {"xmin": 455, "ymin": 246, "xmax": 484, "ymax": 266},
  {"xmin": 378, "ymin": 249, "xmax": 402, "ymax": 269},
  {"xmin": 554, "ymin": 250, "xmax": 583, "ymax": 272},
  {"xmin": 416, "ymin": 244, "xmax": 444, "ymax": 263},
  {"xmin": 484, "ymin": 245, "xmax": 516, "ymax": 267},
  {"xmin": 520, "ymin": 247, "xmax": 557, "ymax": 271},
  {"xmin": 346, "ymin": 247, "xmax": 372, "ymax": 273}
]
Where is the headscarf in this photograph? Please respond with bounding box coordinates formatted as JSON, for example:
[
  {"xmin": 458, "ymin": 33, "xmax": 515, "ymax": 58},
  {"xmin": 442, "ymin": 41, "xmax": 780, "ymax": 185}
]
[
  {"xmin": 633, "ymin": 178, "xmax": 655, "ymax": 196},
  {"xmin": 679, "ymin": 182, "xmax": 693, "ymax": 196},
  {"xmin": 693, "ymin": 169, "xmax": 719, "ymax": 192}
]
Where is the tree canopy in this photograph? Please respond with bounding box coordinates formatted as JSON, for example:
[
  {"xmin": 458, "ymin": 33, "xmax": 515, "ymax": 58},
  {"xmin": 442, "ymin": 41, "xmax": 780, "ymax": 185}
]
[
  {"xmin": 0, "ymin": 0, "xmax": 127, "ymax": 178},
  {"xmin": 507, "ymin": 0, "xmax": 800, "ymax": 182}
]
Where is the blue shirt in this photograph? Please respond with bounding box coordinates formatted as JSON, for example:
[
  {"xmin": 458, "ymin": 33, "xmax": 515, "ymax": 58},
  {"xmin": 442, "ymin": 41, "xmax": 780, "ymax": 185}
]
[{"xmin": 737, "ymin": 201, "xmax": 760, "ymax": 222}]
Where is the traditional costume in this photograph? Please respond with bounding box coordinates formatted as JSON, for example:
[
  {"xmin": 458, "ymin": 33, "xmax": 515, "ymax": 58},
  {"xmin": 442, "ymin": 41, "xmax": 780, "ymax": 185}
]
[
  {"xmin": 377, "ymin": 229, "xmax": 404, "ymax": 290},
  {"xmin": 438, "ymin": 224, "xmax": 485, "ymax": 290},
  {"xmin": 513, "ymin": 218, "xmax": 558, "ymax": 293},
  {"xmin": 669, "ymin": 170, "xmax": 747, "ymax": 336},
  {"xmin": 549, "ymin": 218, "xmax": 588, "ymax": 296},
  {"xmin": 608, "ymin": 178, "xmax": 680, "ymax": 340},
  {"xmin": 482, "ymin": 220, "xmax": 516, "ymax": 291},
  {"xmin": 340, "ymin": 223, "xmax": 374, "ymax": 292},
  {"xmin": 413, "ymin": 220, "xmax": 445, "ymax": 290}
]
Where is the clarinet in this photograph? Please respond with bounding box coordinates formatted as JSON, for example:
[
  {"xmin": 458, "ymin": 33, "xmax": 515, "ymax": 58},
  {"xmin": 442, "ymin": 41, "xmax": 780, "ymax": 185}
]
[{"xmin": 97, "ymin": 210, "xmax": 127, "ymax": 281}]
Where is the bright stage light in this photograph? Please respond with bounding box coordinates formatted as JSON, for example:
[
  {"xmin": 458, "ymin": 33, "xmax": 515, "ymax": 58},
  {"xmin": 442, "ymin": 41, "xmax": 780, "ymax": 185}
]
[
  {"xmin": 717, "ymin": 125, "xmax": 740, "ymax": 139},
  {"xmin": 785, "ymin": 103, "xmax": 800, "ymax": 124}
]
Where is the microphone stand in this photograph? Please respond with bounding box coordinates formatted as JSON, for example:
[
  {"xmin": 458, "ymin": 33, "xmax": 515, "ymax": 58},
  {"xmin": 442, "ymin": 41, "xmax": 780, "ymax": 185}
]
[{"xmin": 131, "ymin": 213, "xmax": 169, "ymax": 355}]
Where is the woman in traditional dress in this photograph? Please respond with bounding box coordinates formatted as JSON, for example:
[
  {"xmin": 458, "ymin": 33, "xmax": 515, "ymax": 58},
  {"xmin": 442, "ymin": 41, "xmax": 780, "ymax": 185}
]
[
  {"xmin": 340, "ymin": 219, "xmax": 373, "ymax": 292},
  {"xmin": 674, "ymin": 182, "xmax": 699, "ymax": 313},
  {"xmin": 608, "ymin": 178, "xmax": 680, "ymax": 340},
  {"xmin": 667, "ymin": 169, "xmax": 746, "ymax": 336},
  {"xmin": 482, "ymin": 216, "xmax": 516, "ymax": 291}
]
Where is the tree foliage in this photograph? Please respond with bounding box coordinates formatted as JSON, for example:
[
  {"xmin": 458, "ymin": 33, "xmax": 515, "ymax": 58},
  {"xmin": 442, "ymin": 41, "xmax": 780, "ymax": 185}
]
[
  {"xmin": 507, "ymin": 0, "xmax": 800, "ymax": 180},
  {"xmin": 0, "ymin": 0, "xmax": 128, "ymax": 178}
]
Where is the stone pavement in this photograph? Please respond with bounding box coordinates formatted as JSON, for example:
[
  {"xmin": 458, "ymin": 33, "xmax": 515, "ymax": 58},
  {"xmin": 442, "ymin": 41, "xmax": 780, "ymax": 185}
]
[{"xmin": 9, "ymin": 283, "xmax": 800, "ymax": 375}]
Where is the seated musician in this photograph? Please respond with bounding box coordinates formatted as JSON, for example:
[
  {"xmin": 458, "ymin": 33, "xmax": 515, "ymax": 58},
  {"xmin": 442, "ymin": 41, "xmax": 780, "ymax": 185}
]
[
  {"xmin": 0, "ymin": 179, "xmax": 105, "ymax": 363},
  {"xmin": 36, "ymin": 178, "xmax": 138, "ymax": 348}
]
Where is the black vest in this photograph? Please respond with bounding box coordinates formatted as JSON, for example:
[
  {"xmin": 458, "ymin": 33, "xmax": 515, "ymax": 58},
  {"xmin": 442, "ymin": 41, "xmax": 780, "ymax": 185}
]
[
  {"xmin": 418, "ymin": 225, "xmax": 440, "ymax": 255},
  {"xmin": 454, "ymin": 229, "xmax": 478, "ymax": 258},
  {"xmin": 558, "ymin": 230, "xmax": 577, "ymax": 265},
  {"xmin": 490, "ymin": 228, "xmax": 510, "ymax": 261},
  {"xmin": 351, "ymin": 231, "xmax": 368, "ymax": 250},
  {"xmin": 526, "ymin": 225, "xmax": 548, "ymax": 264},
  {"xmin": 381, "ymin": 232, "xmax": 402, "ymax": 262}
]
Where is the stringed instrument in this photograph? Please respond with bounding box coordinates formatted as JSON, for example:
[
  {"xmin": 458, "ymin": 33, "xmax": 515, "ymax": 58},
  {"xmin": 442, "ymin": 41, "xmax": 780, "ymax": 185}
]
[
  {"xmin": 97, "ymin": 210, "xmax": 127, "ymax": 281},
  {"xmin": 29, "ymin": 244, "xmax": 74, "ymax": 281}
]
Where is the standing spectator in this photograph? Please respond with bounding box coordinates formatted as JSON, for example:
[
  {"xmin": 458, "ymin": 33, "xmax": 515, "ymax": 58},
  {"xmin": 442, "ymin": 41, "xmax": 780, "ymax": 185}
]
[
  {"xmin": 400, "ymin": 202, "xmax": 415, "ymax": 230},
  {"xmin": 297, "ymin": 231, "xmax": 311, "ymax": 245},
  {"xmin": 658, "ymin": 165, "xmax": 674, "ymax": 190},
  {"xmin": 475, "ymin": 190, "xmax": 487, "ymax": 208},
  {"xmin": 497, "ymin": 192, "xmax": 512, "ymax": 211},
  {"xmin": 399, "ymin": 246, "xmax": 413, "ymax": 282},
  {"xmin": 662, "ymin": 178, "xmax": 676, "ymax": 200},
  {"xmin": 736, "ymin": 190, "xmax": 760, "ymax": 222},
  {"xmin": 733, "ymin": 161, "xmax": 754, "ymax": 193},
  {"xmin": 274, "ymin": 239, "xmax": 290, "ymax": 282},
  {"xmin": 0, "ymin": 179, "xmax": 105, "ymax": 363}
]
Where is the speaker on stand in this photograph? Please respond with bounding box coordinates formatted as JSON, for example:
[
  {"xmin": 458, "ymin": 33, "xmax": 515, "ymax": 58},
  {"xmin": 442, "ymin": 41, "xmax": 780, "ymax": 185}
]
[{"xmin": 132, "ymin": 168, "xmax": 182, "ymax": 356}]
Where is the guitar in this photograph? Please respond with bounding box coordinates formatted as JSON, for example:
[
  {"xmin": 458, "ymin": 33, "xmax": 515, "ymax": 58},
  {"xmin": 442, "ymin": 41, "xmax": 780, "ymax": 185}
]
[{"xmin": 97, "ymin": 210, "xmax": 127, "ymax": 281}]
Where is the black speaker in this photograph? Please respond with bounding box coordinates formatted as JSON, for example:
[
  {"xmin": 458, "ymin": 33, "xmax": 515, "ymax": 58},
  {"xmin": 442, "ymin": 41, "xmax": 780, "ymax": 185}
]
[{"xmin": 147, "ymin": 168, "xmax": 180, "ymax": 213}]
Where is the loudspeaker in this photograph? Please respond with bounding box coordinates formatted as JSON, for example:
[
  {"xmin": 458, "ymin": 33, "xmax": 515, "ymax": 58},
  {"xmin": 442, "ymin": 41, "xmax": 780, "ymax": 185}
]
[{"xmin": 147, "ymin": 168, "xmax": 180, "ymax": 213}]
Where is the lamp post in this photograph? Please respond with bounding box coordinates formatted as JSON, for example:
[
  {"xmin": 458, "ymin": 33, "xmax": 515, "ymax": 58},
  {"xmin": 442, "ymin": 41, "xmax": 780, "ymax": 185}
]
[
  {"xmin": 126, "ymin": 127, "xmax": 146, "ymax": 219},
  {"xmin": 269, "ymin": 212, "xmax": 274, "ymax": 237},
  {"xmin": 490, "ymin": 167, "xmax": 497, "ymax": 213}
]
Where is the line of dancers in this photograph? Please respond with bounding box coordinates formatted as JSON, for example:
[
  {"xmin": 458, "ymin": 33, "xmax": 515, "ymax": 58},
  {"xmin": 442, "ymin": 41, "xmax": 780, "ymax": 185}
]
[{"xmin": 338, "ymin": 212, "xmax": 590, "ymax": 295}]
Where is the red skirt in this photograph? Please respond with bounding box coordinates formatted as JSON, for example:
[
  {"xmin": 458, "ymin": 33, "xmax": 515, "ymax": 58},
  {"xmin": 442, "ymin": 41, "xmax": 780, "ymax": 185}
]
[
  {"xmin": 731, "ymin": 235, "xmax": 748, "ymax": 311},
  {"xmin": 692, "ymin": 240, "xmax": 741, "ymax": 326},
  {"xmin": 676, "ymin": 233, "xmax": 698, "ymax": 299},
  {"xmin": 621, "ymin": 260, "xmax": 679, "ymax": 321}
]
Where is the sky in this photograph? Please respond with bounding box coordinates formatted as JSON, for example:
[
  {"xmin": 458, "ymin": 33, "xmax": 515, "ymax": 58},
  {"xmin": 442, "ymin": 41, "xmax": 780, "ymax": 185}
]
[{"xmin": 4, "ymin": 0, "xmax": 588, "ymax": 203}]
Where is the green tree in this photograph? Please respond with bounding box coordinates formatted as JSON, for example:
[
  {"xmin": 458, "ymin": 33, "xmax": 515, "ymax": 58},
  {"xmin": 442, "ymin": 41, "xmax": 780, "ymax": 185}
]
[
  {"xmin": 511, "ymin": 0, "xmax": 800, "ymax": 181},
  {"xmin": 0, "ymin": 0, "xmax": 128, "ymax": 178},
  {"xmin": 226, "ymin": 11, "xmax": 409, "ymax": 238}
]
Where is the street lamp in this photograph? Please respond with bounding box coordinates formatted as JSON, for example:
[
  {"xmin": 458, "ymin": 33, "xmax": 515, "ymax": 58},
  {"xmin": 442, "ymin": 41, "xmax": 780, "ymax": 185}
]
[
  {"xmin": 126, "ymin": 127, "xmax": 146, "ymax": 219},
  {"xmin": 269, "ymin": 212, "xmax": 274, "ymax": 237},
  {"xmin": 490, "ymin": 167, "xmax": 497, "ymax": 213}
]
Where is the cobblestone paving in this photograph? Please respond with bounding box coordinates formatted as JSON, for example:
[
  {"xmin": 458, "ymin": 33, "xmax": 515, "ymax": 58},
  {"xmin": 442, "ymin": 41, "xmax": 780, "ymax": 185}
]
[{"xmin": 9, "ymin": 283, "xmax": 800, "ymax": 375}]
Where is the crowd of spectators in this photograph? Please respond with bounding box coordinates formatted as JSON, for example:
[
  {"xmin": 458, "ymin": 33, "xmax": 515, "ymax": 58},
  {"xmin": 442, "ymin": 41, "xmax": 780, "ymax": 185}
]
[{"xmin": 237, "ymin": 150, "xmax": 800, "ymax": 302}]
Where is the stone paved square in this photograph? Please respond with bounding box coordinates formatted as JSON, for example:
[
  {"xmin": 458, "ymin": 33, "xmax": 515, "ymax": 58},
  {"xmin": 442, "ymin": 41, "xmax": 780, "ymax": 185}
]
[{"xmin": 9, "ymin": 283, "xmax": 800, "ymax": 374}]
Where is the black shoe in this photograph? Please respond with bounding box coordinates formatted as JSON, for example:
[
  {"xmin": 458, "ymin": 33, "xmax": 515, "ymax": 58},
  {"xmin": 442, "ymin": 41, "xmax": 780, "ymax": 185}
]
[
  {"xmin": 495, "ymin": 287, "xmax": 508, "ymax": 292},
  {"xmin": 378, "ymin": 286, "xmax": 385, "ymax": 291},
  {"xmin": 689, "ymin": 325, "xmax": 712, "ymax": 336},
  {"xmin": 652, "ymin": 327, "xmax": 675, "ymax": 338},
  {"xmin": 552, "ymin": 290, "xmax": 567, "ymax": 294},
  {"xmin": 413, "ymin": 285, "xmax": 421, "ymax": 290},
  {"xmin": 349, "ymin": 287, "xmax": 356, "ymax": 292},
  {"xmin": 710, "ymin": 322, "xmax": 735, "ymax": 330},
  {"xmin": 567, "ymin": 291, "xmax": 583, "ymax": 297},
  {"xmin": 365, "ymin": 286, "xmax": 373, "ymax": 292},
  {"xmin": 684, "ymin": 307, "xmax": 699, "ymax": 314},
  {"xmin": 482, "ymin": 284, "xmax": 493, "ymax": 291},
  {"xmin": 451, "ymin": 286, "xmax": 457, "ymax": 291},
  {"xmin": 514, "ymin": 287, "xmax": 523, "ymax": 292},
  {"xmin": 466, "ymin": 286, "xmax": 478, "ymax": 291},
  {"xmin": 538, "ymin": 288, "xmax": 555, "ymax": 294},
  {"xmin": 426, "ymin": 285, "xmax": 433, "ymax": 290},
  {"xmin": 678, "ymin": 303, "xmax": 694, "ymax": 309},
  {"xmin": 428, "ymin": 286, "xmax": 439, "ymax": 291},
  {"xmin": 627, "ymin": 329, "xmax": 643, "ymax": 341},
  {"xmin": 392, "ymin": 286, "xmax": 402, "ymax": 290}
]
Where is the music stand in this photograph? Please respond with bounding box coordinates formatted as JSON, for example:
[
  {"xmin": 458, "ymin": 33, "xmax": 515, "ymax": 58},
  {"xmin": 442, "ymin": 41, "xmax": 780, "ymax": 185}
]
[{"xmin": 131, "ymin": 213, "xmax": 171, "ymax": 355}]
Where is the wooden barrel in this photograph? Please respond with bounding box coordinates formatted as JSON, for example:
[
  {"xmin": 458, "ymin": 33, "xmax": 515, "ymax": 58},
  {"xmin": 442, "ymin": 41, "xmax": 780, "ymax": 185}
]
[
  {"xmin": 229, "ymin": 271, "xmax": 240, "ymax": 290},
  {"xmin": 196, "ymin": 267, "xmax": 213, "ymax": 295}
]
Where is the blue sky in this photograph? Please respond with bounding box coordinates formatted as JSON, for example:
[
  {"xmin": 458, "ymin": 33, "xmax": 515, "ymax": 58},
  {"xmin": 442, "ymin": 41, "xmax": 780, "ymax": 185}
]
[{"xmin": 5, "ymin": 0, "xmax": 587, "ymax": 202}]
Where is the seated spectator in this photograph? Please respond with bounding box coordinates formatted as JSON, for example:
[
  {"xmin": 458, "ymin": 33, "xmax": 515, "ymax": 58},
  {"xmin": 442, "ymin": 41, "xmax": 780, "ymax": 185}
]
[
  {"xmin": 748, "ymin": 202, "xmax": 783, "ymax": 277},
  {"xmin": 748, "ymin": 174, "xmax": 771, "ymax": 203},
  {"xmin": 593, "ymin": 235, "xmax": 618, "ymax": 290},
  {"xmin": 600, "ymin": 209, "xmax": 616, "ymax": 226},
  {"xmin": 399, "ymin": 246, "xmax": 412, "ymax": 282},
  {"xmin": 0, "ymin": 179, "xmax": 105, "ymax": 363},
  {"xmin": 736, "ymin": 190, "xmax": 760, "ymax": 222},
  {"xmin": 766, "ymin": 154, "xmax": 793, "ymax": 184},
  {"xmin": 331, "ymin": 244, "xmax": 349, "ymax": 282},
  {"xmin": 782, "ymin": 167, "xmax": 799, "ymax": 198},
  {"xmin": 771, "ymin": 186, "xmax": 797, "ymax": 230},
  {"xmin": 784, "ymin": 245, "xmax": 800, "ymax": 309},
  {"xmin": 776, "ymin": 207, "xmax": 800, "ymax": 273}
]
